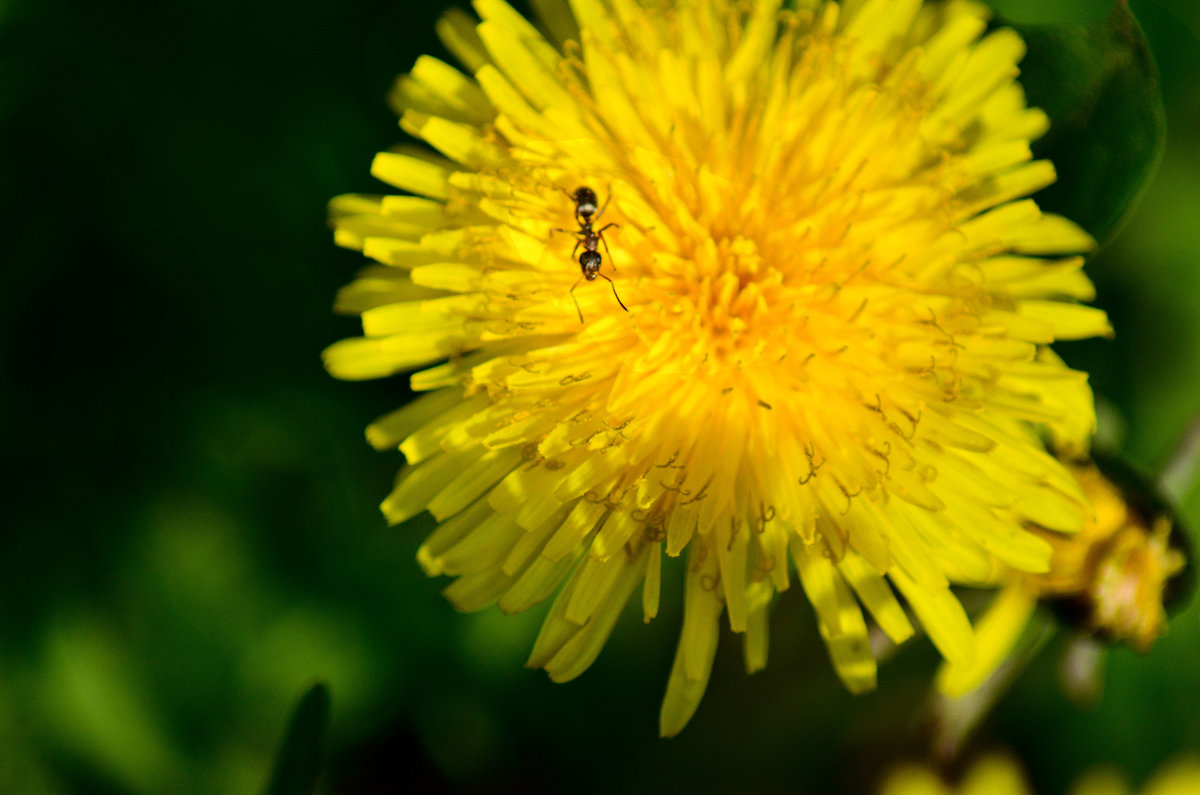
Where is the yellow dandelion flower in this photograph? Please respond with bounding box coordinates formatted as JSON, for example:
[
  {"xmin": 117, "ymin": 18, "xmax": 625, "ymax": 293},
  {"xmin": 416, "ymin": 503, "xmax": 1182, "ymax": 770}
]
[
  {"xmin": 325, "ymin": 0, "xmax": 1112, "ymax": 735},
  {"xmin": 1089, "ymin": 756, "xmax": 1200, "ymax": 795},
  {"xmin": 880, "ymin": 754, "xmax": 1031, "ymax": 795},
  {"xmin": 880, "ymin": 754, "xmax": 1200, "ymax": 795},
  {"xmin": 936, "ymin": 457, "xmax": 1190, "ymax": 698}
]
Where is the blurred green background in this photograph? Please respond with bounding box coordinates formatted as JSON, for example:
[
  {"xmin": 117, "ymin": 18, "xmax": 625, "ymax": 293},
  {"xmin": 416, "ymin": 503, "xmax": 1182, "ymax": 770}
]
[{"xmin": 1, "ymin": 0, "xmax": 1197, "ymax": 792}]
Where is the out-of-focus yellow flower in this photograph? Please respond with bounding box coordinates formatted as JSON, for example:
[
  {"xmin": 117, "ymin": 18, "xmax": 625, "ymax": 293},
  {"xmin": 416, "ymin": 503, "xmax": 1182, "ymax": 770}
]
[
  {"xmin": 881, "ymin": 754, "xmax": 1031, "ymax": 795},
  {"xmin": 1074, "ymin": 756, "xmax": 1200, "ymax": 795},
  {"xmin": 326, "ymin": 0, "xmax": 1111, "ymax": 735},
  {"xmin": 937, "ymin": 458, "xmax": 1189, "ymax": 697},
  {"xmin": 880, "ymin": 754, "xmax": 1200, "ymax": 795}
]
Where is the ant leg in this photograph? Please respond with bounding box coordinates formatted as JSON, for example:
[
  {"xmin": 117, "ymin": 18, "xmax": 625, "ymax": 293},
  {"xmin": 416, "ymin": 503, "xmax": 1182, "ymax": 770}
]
[
  {"xmin": 598, "ymin": 272, "xmax": 628, "ymax": 312},
  {"xmin": 595, "ymin": 223, "xmax": 621, "ymax": 263},
  {"xmin": 550, "ymin": 228, "xmax": 585, "ymax": 259},
  {"xmin": 569, "ymin": 276, "xmax": 585, "ymax": 323}
]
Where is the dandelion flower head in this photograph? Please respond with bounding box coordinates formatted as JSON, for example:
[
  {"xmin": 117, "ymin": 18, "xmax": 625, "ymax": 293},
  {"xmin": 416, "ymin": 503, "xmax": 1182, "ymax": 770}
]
[
  {"xmin": 325, "ymin": 0, "xmax": 1113, "ymax": 735},
  {"xmin": 937, "ymin": 458, "xmax": 1190, "ymax": 698}
]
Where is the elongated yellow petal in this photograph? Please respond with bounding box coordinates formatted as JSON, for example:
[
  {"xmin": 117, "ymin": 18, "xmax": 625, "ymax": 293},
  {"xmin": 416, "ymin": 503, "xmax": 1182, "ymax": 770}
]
[
  {"xmin": 659, "ymin": 544, "xmax": 724, "ymax": 737},
  {"xmin": 936, "ymin": 584, "xmax": 1037, "ymax": 698},
  {"xmin": 370, "ymin": 152, "xmax": 452, "ymax": 200}
]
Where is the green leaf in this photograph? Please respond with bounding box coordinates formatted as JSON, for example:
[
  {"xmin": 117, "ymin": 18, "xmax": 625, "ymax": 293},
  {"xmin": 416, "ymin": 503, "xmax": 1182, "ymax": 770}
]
[
  {"xmin": 1010, "ymin": 1, "xmax": 1166, "ymax": 249},
  {"xmin": 264, "ymin": 683, "xmax": 331, "ymax": 795}
]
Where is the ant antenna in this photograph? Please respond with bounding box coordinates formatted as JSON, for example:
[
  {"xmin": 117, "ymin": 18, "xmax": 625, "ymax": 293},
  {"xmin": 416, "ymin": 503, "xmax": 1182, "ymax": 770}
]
[{"xmin": 599, "ymin": 273, "xmax": 628, "ymax": 312}]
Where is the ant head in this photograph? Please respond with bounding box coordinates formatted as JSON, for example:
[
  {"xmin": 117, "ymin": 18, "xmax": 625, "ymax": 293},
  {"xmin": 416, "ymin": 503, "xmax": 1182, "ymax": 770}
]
[
  {"xmin": 580, "ymin": 249, "xmax": 602, "ymax": 277},
  {"xmin": 573, "ymin": 186, "xmax": 598, "ymax": 217}
]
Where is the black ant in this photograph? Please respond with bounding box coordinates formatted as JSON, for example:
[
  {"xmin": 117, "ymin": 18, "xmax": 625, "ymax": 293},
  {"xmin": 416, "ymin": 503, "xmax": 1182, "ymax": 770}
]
[{"xmin": 552, "ymin": 186, "xmax": 628, "ymax": 322}]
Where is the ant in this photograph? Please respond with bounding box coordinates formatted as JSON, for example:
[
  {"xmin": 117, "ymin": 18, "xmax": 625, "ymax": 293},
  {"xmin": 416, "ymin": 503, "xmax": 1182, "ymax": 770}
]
[{"xmin": 552, "ymin": 186, "xmax": 628, "ymax": 322}]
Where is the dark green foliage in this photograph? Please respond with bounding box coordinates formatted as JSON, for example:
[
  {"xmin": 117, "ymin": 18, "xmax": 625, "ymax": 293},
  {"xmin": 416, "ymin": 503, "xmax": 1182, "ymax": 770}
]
[
  {"xmin": 265, "ymin": 684, "xmax": 331, "ymax": 795},
  {"xmin": 1011, "ymin": 2, "xmax": 1166, "ymax": 248}
]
